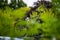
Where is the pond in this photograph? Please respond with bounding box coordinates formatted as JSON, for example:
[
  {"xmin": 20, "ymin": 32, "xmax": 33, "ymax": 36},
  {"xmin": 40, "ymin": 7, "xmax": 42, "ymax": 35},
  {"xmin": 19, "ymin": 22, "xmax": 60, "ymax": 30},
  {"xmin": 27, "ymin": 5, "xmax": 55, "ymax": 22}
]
[{"xmin": 0, "ymin": 36, "xmax": 24, "ymax": 40}]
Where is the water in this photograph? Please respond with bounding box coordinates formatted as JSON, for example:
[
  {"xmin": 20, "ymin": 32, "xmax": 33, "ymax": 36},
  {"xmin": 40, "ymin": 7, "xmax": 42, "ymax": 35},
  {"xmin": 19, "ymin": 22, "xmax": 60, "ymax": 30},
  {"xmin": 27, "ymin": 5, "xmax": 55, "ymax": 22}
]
[
  {"xmin": 14, "ymin": 38, "xmax": 23, "ymax": 40},
  {"xmin": 0, "ymin": 36, "xmax": 24, "ymax": 40}
]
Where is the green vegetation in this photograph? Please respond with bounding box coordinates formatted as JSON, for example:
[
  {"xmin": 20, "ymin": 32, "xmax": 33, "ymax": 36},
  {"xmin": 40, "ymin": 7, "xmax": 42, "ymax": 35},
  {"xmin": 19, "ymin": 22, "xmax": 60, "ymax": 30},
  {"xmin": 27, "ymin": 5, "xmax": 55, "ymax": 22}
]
[
  {"xmin": 0, "ymin": 7, "xmax": 30, "ymax": 37},
  {"xmin": 0, "ymin": 0, "xmax": 60, "ymax": 40},
  {"xmin": 0, "ymin": 0, "xmax": 27, "ymax": 9}
]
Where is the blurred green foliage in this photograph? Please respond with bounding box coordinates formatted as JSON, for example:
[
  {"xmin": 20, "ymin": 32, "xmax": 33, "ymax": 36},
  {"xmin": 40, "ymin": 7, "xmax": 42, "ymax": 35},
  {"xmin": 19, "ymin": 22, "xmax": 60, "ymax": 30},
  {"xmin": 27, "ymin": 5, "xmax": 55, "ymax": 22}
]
[
  {"xmin": 0, "ymin": 0, "xmax": 60, "ymax": 40},
  {"xmin": 0, "ymin": 0, "xmax": 27, "ymax": 9},
  {"xmin": 0, "ymin": 7, "xmax": 30, "ymax": 37}
]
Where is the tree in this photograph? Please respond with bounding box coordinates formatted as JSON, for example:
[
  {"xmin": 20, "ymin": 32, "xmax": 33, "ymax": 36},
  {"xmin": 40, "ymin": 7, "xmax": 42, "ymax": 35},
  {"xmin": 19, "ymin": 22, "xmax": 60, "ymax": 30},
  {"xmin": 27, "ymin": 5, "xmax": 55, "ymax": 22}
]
[
  {"xmin": 0, "ymin": 0, "xmax": 60, "ymax": 40},
  {"xmin": 9, "ymin": 0, "xmax": 27, "ymax": 9},
  {"xmin": 0, "ymin": 7, "xmax": 30, "ymax": 37},
  {"xmin": 0, "ymin": 0, "xmax": 27, "ymax": 9},
  {"xmin": 18, "ymin": 0, "xmax": 27, "ymax": 7}
]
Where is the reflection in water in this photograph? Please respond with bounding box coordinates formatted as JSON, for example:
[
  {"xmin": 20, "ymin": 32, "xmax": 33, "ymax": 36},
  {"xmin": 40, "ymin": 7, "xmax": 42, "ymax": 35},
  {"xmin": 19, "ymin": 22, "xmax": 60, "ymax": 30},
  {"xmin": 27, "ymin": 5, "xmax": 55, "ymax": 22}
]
[
  {"xmin": 14, "ymin": 38, "xmax": 23, "ymax": 40},
  {"xmin": 0, "ymin": 36, "xmax": 24, "ymax": 40},
  {"xmin": 0, "ymin": 36, "xmax": 56, "ymax": 40}
]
